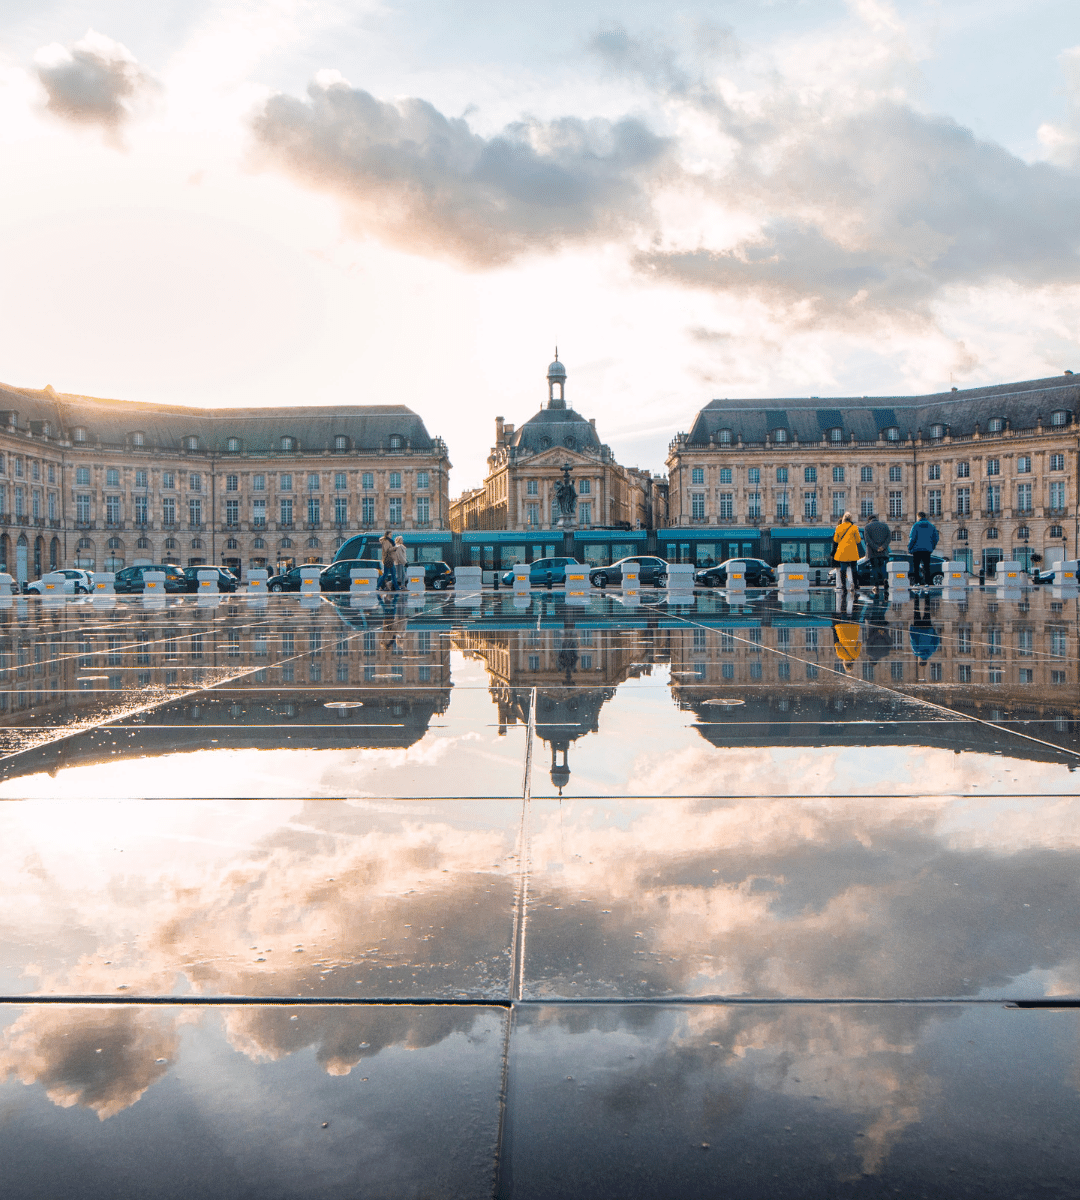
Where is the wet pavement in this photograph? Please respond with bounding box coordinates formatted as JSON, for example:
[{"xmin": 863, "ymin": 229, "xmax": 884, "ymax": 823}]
[{"xmin": 1, "ymin": 585, "xmax": 1077, "ymax": 1197}]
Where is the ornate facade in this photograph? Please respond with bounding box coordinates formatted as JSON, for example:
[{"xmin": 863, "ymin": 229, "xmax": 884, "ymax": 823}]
[
  {"xmin": 666, "ymin": 375, "xmax": 1080, "ymax": 572},
  {"xmin": 449, "ymin": 357, "xmax": 660, "ymax": 534},
  {"xmin": 0, "ymin": 381, "xmax": 450, "ymax": 579}
]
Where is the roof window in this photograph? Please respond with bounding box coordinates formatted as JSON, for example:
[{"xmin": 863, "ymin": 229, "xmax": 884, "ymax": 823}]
[
  {"xmin": 333, "ymin": 435, "xmax": 349, "ymax": 451},
  {"xmin": 717, "ymin": 428, "xmax": 733, "ymax": 445},
  {"xmin": 280, "ymin": 436, "xmax": 297, "ymax": 451},
  {"xmin": 988, "ymin": 417, "xmax": 1004, "ymax": 433},
  {"xmin": 226, "ymin": 437, "xmax": 241, "ymax": 453},
  {"xmin": 929, "ymin": 424, "xmax": 945, "ymax": 439},
  {"xmin": 131, "ymin": 431, "xmax": 145, "ymax": 447},
  {"xmin": 1051, "ymin": 409, "xmax": 1069, "ymax": 427},
  {"xmin": 389, "ymin": 434, "xmax": 404, "ymax": 450},
  {"xmin": 73, "ymin": 427, "xmax": 87, "ymax": 443},
  {"xmin": 184, "ymin": 435, "xmax": 200, "ymax": 451},
  {"xmin": 772, "ymin": 428, "xmax": 788, "ymax": 443},
  {"xmin": 883, "ymin": 427, "xmax": 899, "ymax": 442},
  {"xmin": 828, "ymin": 427, "xmax": 844, "ymax": 443}
]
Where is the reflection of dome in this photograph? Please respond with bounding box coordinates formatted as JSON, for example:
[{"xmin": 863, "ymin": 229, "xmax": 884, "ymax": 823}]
[{"xmin": 550, "ymin": 746, "xmax": 570, "ymax": 792}]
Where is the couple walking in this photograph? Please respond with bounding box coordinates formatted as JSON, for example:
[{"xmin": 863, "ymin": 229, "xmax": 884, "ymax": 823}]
[{"xmin": 378, "ymin": 530, "xmax": 408, "ymax": 591}]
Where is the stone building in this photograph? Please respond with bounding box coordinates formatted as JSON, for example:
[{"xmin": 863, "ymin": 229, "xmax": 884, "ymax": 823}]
[
  {"xmin": 448, "ymin": 357, "xmax": 661, "ymax": 568},
  {"xmin": 0, "ymin": 381, "xmax": 450, "ymax": 579},
  {"xmin": 666, "ymin": 375, "xmax": 1079, "ymax": 573}
]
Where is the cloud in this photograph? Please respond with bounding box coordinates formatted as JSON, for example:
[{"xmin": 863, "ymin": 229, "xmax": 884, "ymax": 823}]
[
  {"xmin": 33, "ymin": 30, "xmax": 155, "ymax": 139},
  {"xmin": 251, "ymin": 75, "xmax": 673, "ymax": 266}
]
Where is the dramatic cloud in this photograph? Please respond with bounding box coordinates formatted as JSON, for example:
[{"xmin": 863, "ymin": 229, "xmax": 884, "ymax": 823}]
[
  {"xmin": 34, "ymin": 30, "xmax": 155, "ymax": 138},
  {"xmin": 251, "ymin": 74, "xmax": 673, "ymax": 265}
]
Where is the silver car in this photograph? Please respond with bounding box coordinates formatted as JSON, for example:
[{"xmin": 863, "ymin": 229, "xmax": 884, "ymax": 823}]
[{"xmin": 26, "ymin": 568, "xmax": 94, "ymax": 595}]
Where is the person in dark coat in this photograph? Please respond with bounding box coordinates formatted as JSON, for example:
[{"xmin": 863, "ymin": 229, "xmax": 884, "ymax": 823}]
[
  {"xmin": 907, "ymin": 511, "xmax": 939, "ymax": 590},
  {"xmin": 863, "ymin": 513, "xmax": 891, "ymax": 594}
]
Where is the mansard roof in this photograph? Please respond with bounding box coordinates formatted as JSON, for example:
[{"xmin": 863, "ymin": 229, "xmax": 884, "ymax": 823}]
[
  {"xmin": 0, "ymin": 383, "xmax": 442, "ymax": 454},
  {"xmin": 685, "ymin": 375, "xmax": 1080, "ymax": 445},
  {"xmin": 509, "ymin": 406, "xmax": 602, "ymax": 455}
]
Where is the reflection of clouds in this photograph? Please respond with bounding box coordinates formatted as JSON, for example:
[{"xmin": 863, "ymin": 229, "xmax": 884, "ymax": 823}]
[
  {"xmin": 525, "ymin": 792, "xmax": 1080, "ymax": 1000},
  {"xmin": 0, "ymin": 1006, "xmax": 181, "ymax": 1120}
]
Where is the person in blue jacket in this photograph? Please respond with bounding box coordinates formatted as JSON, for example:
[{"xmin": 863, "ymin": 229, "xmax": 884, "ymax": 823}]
[{"xmin": 907, "ymin": 511, "xmax": 939, "ymax": 589}]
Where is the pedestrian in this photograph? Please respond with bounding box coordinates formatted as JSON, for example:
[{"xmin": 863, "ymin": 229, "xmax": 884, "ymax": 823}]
[
  {"xmin": 378, "ymin": 529, "xmax": 396, "ymax": 591},
  {"xmin": 907, "ymin": 511, "xmax": 939, "ymax": 590},
  {"xmin": 832, "ymin": 613, "xmax": 862, "ymax": 674},
  {"xmin": 392, "ymin": 535, "xmax": 408, "ymax": 590},
  {"xmin": 863, "ymin": 512, "xmax": 891, "ymax": 594},
  {"xmin": 832, "ymin": 510, "xmax": 863, "ymax": 593}
]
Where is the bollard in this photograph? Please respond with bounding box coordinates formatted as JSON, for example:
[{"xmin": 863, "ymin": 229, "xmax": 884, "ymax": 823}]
[
  {"xmin": 994, "ymin": 560, "xmax": 1022, "ymax": 587},
  {"xmin": 565, "ymin": 567, "xmax": 589, "ymax": 601},
  {"xmin": 246, "ymin": 568, "xmax": 269, "ymax": 593},
  {"xmin": 777, "ymin": 562, "xmax": 811, "ymax": 594},
  {"xmin": 300, "ymin": 566, "xmax": 322, "ymax": 595},
  {"xmin": 40, "ymin": 571, "xmax": 67, "ymax": 596},
  {"xmin": 724, "ymin": 560, "xmax": 746, "ymax": 594},
  {"xmin": 666, "ymin": 563, "xmax": 695, "ymax": 591},
  {"xmin": 0, "ymin": 573, "xmax": 14, "ymax": 597},
  {"xmin": 511, "ymin": 563, "xmax": 530, "ymax": 594},
  {"xmin": 350, "ymin": 568, "xmax": 378, "ymax": 595},
  {"xmin": 454, "ymin": 566, "xmax": 483, "ymax": 602},
  {"xmin": 885, "ymin": 560, "xmax": 910, "ymax": 596},
  {"xmin": 142, "ymin": 570, "xmax": 166, "ymax": 595},
  {"xmin": 94, "ymin": 572, "xmax": 116, "ymax": 595},
  {"xmin": 197, "ymin": 568, "xmax": 220, "ymax": 594},
  {"xmin": 406, "ymin": 566, "xmax": 425, "ymax": 592},
  {"xmin": 621, "ymin": 566, "xmax": 640, "ymax": 589}
]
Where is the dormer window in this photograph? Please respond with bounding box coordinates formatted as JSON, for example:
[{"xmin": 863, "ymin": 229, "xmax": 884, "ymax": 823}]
[
  {"xmin": 73, "ymin": 427, "xmax": 87, "ymax": 443},
  {"xmin": 717, "ymin": 428, "xmax": 733, "ymax": 445},
  {"xmin": 564, "ymin": 436, "xmax": 576, "ymax": 449},
  {"xmin": 280, "ymin": 436, "xmax": 297, "ymax": 451},
  {"xmin": 828, "ymin": 427, "xmax": 843, "ymax": 443},
  {"xmin": 131, "ymin": 431, "xmax": 145, "ymax": 447},
  {"xmin": 988, "ymin": 417, "xmax": 1004, "ymax": 433},
  {"xmin": 333, "ymin": 435, "xmax": 349, "ymax": 451},
  {"xmin": 929, "ymin": 424, "xmax": 945, "ymax": 439},
  {"xmin": 1051, "ymin": 410, "xmax": 1069, "ymax": 427},
  {"xmin": 226, "ymin": 437, "xmax": 241, "ymax": 453},
  {"xmin": 883, "ymin": 427, "xmax": 899, "ymax": 442},
  {"xmin": 184, "ymin": 435, "xmax": 199, "ymax": 451},
  {"xmin": 388, "ymin": 434, "xmax": 404, "ymax": 450},
  {"xmin": 41, "ymin": 422, "xmax": 51, "ymax": 438},
  {"xmin": 772, "ymin": 428, "xmax": 788, "ymax": 443}
]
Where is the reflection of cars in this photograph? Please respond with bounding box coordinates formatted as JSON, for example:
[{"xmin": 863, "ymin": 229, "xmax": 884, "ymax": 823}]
[
  {"xmin": 828, "ymin": 553, "xmax": 947, "ymax": 587},
  {"xmin": 318, "ymin": 559, "xmax": 383, "ymax": 592},
  {"xmin": 694, "ymin": 558, "xmax": 776, "ymax": 588},
  {"xmin": 114, "ymin": 564, "xmax": 187, "ymax": 593},
  {"xmin": 499, "ymin": 557, "xmax": 583, "ymax": 587},
  {"xmin": 27, "ymin": 568, "xmax": 94, "ymax": 594},
  {"xmin": 588, "ymin": 556, "xmax": 669, "ymax": 588},
  {"xmin": 182, "ymin": 566, "xmax": 238, "ymax": 593}
]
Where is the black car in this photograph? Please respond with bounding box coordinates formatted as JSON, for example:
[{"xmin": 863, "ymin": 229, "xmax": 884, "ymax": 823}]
[
  {"xmin": 694, "ymin": 558, "xmax": 777, "ymax": 588},
  {"xmin": 113, "ymin": 564, "xmax": 187, "ymax": 594},
  {"xmin": 182, "ymin": 566, "xmax": 238, "ymax": 593},
  {"xmin": 318, "ymin": 559, "xmax": 383, "ymax": 592},
  {"xmin": 588, "ymin": 556, "xmax": 669, "ymax": 588},
  {"xmin": 829, "ymin": 552, "xmax": 947, "ymax": 588},
  {"xmin": 423, "ymin": 561, "xmax": 453, "ymax": 589},
  {"xmin": 268, "ymin": 566, "xmax": 314, "ymax": 592}
]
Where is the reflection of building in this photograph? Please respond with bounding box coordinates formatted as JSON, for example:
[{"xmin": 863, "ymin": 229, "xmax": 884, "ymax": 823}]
[
  {"xmin": 667, "ymin": 376, "xmax": 1079, "ymax": 573},
  {"xmin": 455, "ymin": 620, "xmax": 664, "ymax": 793},
  {"xmin": 449, "ymin": 357, "xmax": 662, "ymax": 549},
  {"xmin": 0, "ymin": 600, "xmax": 451, "ymax": 779},
  {"xmin": 0, "ymin": 381, "xmax": 450, "ymax": 579},
  {"xmin": 665, "ymin": 601, "xmax": 1079, "ymax": 761}
]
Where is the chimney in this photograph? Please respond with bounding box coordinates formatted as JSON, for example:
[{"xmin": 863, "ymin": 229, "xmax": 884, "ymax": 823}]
[{"xmin": 589, "ymin": 418, "xmax": 596, "ymax": 430}]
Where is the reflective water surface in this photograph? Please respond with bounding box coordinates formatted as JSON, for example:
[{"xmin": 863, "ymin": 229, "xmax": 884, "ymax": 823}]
[{"xmin": 1, "ymin": 587, "xmax": 1077, "ymax": 1195}]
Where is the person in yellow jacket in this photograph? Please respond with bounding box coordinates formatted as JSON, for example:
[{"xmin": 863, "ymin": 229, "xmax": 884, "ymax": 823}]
[
  {"xmin": 832, "ymin": 511, "xmax": 864, "ymax": 593},
  {"xmin": 833, "ymin": 618, "xmax": 862, "ymax": 672}
]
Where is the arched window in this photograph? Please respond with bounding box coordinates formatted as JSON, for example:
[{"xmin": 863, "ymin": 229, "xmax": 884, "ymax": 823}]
[
  {"xmin": 165, "ymin": 537, "xmax": 178, "ymax": 549},
  {"xmin": 107, "ymin": 537, "xmax": 122, "ymax": 549},
  {"xmin": 72, "ymin": 427, "xmax": 87, "ymax": 443},
  {"xmin": 226, "ymin": 437, "xmax": 241, "ymax": 453},
  {"xmin": 828, "ymin": 427, "xmax": 844, "ymax": 443},
  {"xmin": 929, "ymin": 424, "xmax": 945, "ymax": 439},
  {"xmin": 185, "ymin": 435, "xmax": 199, "ymax": 451},
  {"xmin": 131, "ymin": 431, "xmax": 145, "ymax": 447},
  {"xmin": 388, "ymin": 434, "xmax": 404, "ymax": 450},
  {"xmin": 307, "ymin": 536, "xmax": 320, "ymax": 548},
  {"xmin": 539, "ymin": 436, "xmax": 551, "ymax": 449},
  {"xmin": 280, "ymin": 537, "xmax": 293, "ymax": 548},
  {"xmin": 717, "ymin": 428, "xmax": 733, "ymax": 445},
  {"xmin": 988, "ymin": 417, "xmax": 1004, "ymax": 433},
  {"xmin": 565, "ymin": 436, "xmax": 576, "ymax": 449},
  {"xmin": 77, "ymin": 537, "xmax": 92, "ymax": 550},
  {"xmin": 252, "ymin": 537, "xmax": 266, "ymax": 549},
  {"xmin": 280, "ymin": 436, "xmax": 296, "ymax": 451},
  {"xmin": 1016, "ymin": 525, "xmax": 1030, "ymax": 540},
  {"xmin": 1050, "ymin": 524, "xmax": 1064, "ymax": 538},
  {"xmin": 1051, "ymin": 410, "xmax": 1069, "ymax": 426},
  {"xmin": 191, "ymin": 538, "xmax": 203, "ymax": 549},
  {"xmin": 956, "ymin": 528, "xmax": 968, "ymax": 541},
  {"xmin": 772, "ymin": 428, "xmax": 788, "ymax": 443},
  {"xmin": 883, "ymin": 427, "xmax": 899, "ymax": 442},
  {"xmin": 136, "ymin": 537, "xmax": 150, "ymax": 549},
  {"xmin": 986, "ymin": 527, "xmax": 998, "ymax": 540},
  {"xmin": 333, "ymin": 435, "xmax": 349, "ymax": 451}
]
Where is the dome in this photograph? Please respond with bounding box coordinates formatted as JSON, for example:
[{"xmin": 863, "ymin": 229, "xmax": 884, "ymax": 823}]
[{"xmin": 547, "ymin": 359, "xmax": 566, "ymax": 381}]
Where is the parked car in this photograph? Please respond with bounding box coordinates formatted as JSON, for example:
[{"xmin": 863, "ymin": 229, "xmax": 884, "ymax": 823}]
[
  {"xmin": 182, "ymin": 566, "xmax": 238, "ymax": 593},
  {"xmin": 113, "ymin": 564, "xmax": 187, "ymax": 594},
  {"xmin": 268, "ymin": 567, "xmax": 306, "ymax": 592},
  {"xmin": 829, "ymin": 552, "xmax": 947, "ymax": 588},
  {"xmin": 499, "ymin": 557, "xmax": 584, "ymax": 587},
  {"xmin": 423, "ymin": 561, "xmax": 454, "ymax": 589},
  {"xmin": 1032, "ymin": 565, "xmax": 1073, "ymax": 584},
  {"xmin": 26, "ymin": 568, "xmax": 94, "ymax": 595},
  {"xmin": 694, "ymin": 558, "xmax": 777, "ymax": 588},
  {"xmin": 318, "ymin": 559, "xmax": 383, "ymax": 592},
  {"xmin": 588, "ymin": 556, "xmax": 669, "ymax": 588}
]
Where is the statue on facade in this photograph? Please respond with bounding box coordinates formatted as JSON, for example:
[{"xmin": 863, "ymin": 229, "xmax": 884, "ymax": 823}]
[{"xmin": 555, "ymin": 463, "xmax": 577, "ymax": 520}]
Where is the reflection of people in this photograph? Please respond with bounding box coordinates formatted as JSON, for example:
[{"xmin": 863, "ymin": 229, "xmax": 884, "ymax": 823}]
[
  {"xmin": 864, "ymin": 512, "xmax": 891, "ymax": 594},
  {"xmin": 378, "ymin": 530, "xmax": 397, "ymax": 591},
  {"xmin": 909, "ymin": 595, "xmax": 940, "ymax": 663},
  {"xmin": 864, "ymin": 595, "xmax": 892, "ymax": 662},
  {"xmin": 832, "ymin": 511, "xmax": 863, "ymax": 593},
  {"xmin": 833, "ymin": 613, "xmax": 862, "ymax": 672},
  {"xmin": 393, "ymin": 536, "xmax": 408, "ymax": 589},
  {"xmin": 908, "ymin": 511, "xmax": 939, "ymax": 590}
]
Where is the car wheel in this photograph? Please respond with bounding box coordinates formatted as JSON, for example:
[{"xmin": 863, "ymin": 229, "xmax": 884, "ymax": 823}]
[
  {"xmin": 432, "ymin": 578, "xmax": 447, "ymax": 590},
  {"xmin": 656, "ymin": 573, "xmax": 668, "ymax": 588},
  {"xmin": 932, "ymin": 572, "xmax": 944, "ymax": 585},
  {"xmin": 270, "ymin": 583, "xmax": 283, "ymax": 592},
  {"xmin": 594, "ymin": 572, "xmax": 608, "ymax": 588}
]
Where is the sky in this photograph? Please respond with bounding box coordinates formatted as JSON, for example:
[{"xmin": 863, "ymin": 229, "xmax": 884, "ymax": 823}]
[{"xmin": 2, "ymin": 0, "xmax": 1080, "ymax": 489}]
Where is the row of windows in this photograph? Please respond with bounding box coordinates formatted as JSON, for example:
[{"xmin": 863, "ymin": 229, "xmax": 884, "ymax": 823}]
[
  {"xmin": 926, "ymin": 455, "xmax": 1059, "ymax": 479},
  {"xmin": 72, "ymin": 496, "xmax": 435, "ymax": 525},
  {"xmin": 523, "ymin": 478, "xmax": 593, "ymax": 495},
  {"xmin": 69, "ymin": 430, "xmax": 409, "ymax": 453},
  {"xmin": 0, "ymin": 457, "xmax": 55, "ymax": 483},
  {"xmin": 926, "ymin": 483, "xmax": 1063, "ymax": 515},
  {"xmin": 690, "ymin": 465, "xmax": 902, "ymax": 485},
  {"xmin": 688, "ymin": 491, "xmax": 907, "ymax": 520},
  {"xmin": 72, "ymin": 469, "xmax": 433, "ymax": 491},
  {"xmin": 525, "ymin": 502, "xmax": 595, "ymax": 524}
]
